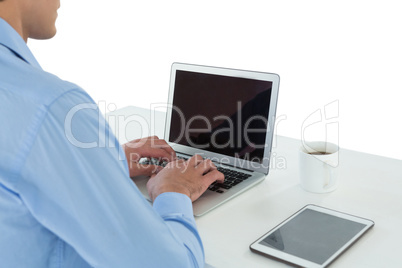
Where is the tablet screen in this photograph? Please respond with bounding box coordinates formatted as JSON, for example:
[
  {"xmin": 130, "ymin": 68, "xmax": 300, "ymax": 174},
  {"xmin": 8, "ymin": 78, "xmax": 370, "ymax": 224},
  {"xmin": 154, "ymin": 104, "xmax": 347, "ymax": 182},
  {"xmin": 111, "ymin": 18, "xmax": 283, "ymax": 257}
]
[{"xmin": 258, "ymin": 208, "xmax": 367, "ymax": 265}]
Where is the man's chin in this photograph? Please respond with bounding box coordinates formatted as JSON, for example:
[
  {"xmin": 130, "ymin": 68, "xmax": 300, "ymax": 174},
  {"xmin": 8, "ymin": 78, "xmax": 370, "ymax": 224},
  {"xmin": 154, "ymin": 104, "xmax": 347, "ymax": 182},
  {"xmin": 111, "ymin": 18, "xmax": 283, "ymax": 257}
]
[{"xmin": 30, "ymin": 28, "xmax": 57, "ymax": 40}]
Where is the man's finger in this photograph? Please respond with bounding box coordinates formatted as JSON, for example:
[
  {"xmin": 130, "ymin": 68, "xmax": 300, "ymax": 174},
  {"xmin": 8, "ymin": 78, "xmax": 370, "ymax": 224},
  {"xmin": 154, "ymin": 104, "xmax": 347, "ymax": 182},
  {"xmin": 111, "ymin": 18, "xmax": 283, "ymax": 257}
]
[
  {"xmin": 151, "ymin": 139, "xmax": 176, "ymax": 159},
  {"xmin": 139, "ymin": 135, "xmax": 159, "ymax": 141},
  {"xmin": 131, "ymin": 164, "xmax": 162, "ymax": 177},
  {"xmin": 202, "ymin": 169, "xmax": 225, "ymax": 185},
  {"xmin": 166, "ymin": 158, "xmax": 185, "ymax": 168},
  {"xmin": 195, "ymin": 159, "xmax": 217, "ymax": 174},
  {"xmin": 134, "ymin": 148, "xmax": 173, "ymax": 162},
  {"xmin": 125, "ymin": 136, "xmax": 160, "ymax": 148},
  {"xmin": 187, "ymin": 154, "xmax": 204, "ymax": 167}
]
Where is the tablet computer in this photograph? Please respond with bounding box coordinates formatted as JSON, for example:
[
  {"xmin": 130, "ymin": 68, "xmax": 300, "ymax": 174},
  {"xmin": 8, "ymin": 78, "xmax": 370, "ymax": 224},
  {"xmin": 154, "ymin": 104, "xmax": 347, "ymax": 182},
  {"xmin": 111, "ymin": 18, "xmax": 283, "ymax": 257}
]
[{"xmin": 250, "ymin": 204, "xmax": 374, "ymax": 267}]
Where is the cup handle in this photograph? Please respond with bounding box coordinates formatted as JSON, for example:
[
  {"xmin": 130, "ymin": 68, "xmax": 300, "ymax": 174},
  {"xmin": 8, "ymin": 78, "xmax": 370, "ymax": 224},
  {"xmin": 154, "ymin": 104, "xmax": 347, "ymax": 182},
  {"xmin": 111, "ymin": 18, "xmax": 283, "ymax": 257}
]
[{"xmin": 323, "ymin": 160, "xmax": 336, "ymax": 189}]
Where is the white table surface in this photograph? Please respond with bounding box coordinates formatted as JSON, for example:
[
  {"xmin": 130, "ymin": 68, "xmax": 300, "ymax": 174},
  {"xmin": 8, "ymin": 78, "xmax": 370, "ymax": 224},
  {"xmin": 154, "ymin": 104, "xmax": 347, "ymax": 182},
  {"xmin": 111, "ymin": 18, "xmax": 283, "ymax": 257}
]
[{"xmin": 106, "ymin": 106, "xmax": 402, "ymax": 268}]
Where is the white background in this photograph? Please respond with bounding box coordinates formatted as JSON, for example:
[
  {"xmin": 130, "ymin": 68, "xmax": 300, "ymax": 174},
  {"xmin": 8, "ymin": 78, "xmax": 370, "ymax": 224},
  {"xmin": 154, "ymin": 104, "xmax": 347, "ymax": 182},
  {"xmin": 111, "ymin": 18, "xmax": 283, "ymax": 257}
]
[{"xmin": 29, "ymin": 0, "xmax": 401, "ymax": 160}]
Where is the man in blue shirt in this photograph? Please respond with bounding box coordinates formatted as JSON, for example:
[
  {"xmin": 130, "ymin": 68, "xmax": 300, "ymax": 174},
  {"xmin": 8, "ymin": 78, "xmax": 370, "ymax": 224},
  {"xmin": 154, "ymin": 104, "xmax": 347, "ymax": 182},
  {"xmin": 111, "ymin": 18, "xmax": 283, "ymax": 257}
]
[{"xmin": 0, "ymin": 0, "xmax": 224, "ymax": 267}]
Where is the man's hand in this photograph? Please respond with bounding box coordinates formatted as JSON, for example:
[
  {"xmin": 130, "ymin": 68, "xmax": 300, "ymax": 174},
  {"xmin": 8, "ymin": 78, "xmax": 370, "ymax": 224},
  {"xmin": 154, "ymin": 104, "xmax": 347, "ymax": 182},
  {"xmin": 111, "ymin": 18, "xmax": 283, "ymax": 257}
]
[
  {"xmin": 146, "ymin": 155, "xmax": 225, "ymax": 202},
  {"xmin": 123, "ymin": 136, "xmax": 176, "ymax": 177}
]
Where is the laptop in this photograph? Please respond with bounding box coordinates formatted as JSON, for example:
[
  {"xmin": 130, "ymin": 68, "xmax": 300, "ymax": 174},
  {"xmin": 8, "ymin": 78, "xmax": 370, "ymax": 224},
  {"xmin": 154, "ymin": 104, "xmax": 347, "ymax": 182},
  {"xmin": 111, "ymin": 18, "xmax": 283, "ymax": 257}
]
[{"xmin": 134, "ymin": 63, "xmax": 280, "ymax": 216}]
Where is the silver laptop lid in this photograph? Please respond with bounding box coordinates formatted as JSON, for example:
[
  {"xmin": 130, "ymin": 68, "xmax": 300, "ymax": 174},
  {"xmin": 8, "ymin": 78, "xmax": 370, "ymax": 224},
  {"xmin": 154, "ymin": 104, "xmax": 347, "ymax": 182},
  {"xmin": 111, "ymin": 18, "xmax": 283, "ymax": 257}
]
[{"xmin": 164, "ymin": 63, "xmax": 280, "ymax": 174}]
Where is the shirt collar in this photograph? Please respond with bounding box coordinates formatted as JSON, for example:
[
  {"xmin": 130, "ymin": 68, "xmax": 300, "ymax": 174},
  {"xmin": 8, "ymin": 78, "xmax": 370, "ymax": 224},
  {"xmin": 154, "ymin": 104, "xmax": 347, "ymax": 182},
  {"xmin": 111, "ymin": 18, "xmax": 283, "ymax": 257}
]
[{"xmin": 0, "ymin": 18, "xmax": 42, "ymax": 69}]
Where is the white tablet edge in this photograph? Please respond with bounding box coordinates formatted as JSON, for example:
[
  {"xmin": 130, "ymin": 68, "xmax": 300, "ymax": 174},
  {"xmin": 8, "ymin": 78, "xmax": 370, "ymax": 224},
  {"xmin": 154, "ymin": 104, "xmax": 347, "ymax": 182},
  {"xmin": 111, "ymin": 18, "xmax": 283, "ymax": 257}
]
[{"xmin": 250, "ymin": 204, "xmax": 374, "ymax": 268}]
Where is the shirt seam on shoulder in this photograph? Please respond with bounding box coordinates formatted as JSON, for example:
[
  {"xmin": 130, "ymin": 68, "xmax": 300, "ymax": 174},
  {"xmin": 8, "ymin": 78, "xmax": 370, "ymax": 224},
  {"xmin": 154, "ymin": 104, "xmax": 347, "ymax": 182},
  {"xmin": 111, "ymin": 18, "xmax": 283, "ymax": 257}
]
[{"xmin": 57, "ymin": 239, "xmax": 64, "ymax": 268}]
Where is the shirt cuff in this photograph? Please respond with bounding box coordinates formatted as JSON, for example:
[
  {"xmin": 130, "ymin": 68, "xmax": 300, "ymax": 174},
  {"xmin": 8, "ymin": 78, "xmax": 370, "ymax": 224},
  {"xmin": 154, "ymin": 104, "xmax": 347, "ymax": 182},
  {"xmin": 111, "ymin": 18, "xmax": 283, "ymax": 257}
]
[{"xmin": 153, "ymin": 192, "xmax": 194, "ymax": 219}]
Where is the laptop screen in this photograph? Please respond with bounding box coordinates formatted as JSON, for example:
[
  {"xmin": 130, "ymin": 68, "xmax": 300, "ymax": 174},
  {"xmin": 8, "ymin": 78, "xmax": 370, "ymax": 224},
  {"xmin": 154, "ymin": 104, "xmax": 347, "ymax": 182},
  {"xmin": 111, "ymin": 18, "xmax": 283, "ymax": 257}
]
[{"xmin": 168, "ymin": 70, "xmax": 273, "ymax": 163}]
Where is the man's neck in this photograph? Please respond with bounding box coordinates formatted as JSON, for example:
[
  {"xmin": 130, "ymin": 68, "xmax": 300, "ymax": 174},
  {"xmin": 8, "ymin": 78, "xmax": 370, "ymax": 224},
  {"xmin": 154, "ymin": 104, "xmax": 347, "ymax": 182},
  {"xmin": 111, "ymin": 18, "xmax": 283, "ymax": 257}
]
[{"xmin": 0, "ymin": 1, "xmax": 27, "ymax": 42}]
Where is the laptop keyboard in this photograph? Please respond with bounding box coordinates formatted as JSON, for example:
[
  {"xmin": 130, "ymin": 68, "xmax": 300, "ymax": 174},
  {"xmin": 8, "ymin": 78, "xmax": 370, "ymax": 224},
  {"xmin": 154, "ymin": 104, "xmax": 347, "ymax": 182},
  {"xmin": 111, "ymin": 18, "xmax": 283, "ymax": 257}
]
[
  {"xmin": 208, "ymin": 167, "xmax": 252, "ymax": 193},
  {"xmin": 141, "ymin": 156, "xmax": 252, "ymax": 194},
  {"xmin": 141, "ymin": 158, "xmax": 169, "ymax": 167}
]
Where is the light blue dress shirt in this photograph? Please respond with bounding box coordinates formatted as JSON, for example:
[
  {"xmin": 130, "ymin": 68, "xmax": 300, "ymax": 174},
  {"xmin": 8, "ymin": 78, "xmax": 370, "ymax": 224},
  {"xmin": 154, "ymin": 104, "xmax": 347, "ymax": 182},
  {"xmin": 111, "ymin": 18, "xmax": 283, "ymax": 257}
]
[{"xmin": 0, "ymin": 18, "xmax": 204, "ymax": 267}]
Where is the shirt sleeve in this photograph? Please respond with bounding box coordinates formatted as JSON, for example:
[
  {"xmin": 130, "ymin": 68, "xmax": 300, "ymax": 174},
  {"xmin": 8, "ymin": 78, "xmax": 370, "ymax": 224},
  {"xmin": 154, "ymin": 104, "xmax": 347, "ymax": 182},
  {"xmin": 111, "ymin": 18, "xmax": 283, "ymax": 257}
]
[{"xmin": 16, "ymin": 89, "xmax": 204, "ymax": 267}]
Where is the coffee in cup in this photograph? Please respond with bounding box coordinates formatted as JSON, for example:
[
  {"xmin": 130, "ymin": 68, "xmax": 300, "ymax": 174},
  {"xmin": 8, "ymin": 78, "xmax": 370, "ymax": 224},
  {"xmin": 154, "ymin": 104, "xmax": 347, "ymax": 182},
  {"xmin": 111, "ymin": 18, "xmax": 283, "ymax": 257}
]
[{"xmin": 299, "ymin": 141, "xmax": 339, "ymax": 193}]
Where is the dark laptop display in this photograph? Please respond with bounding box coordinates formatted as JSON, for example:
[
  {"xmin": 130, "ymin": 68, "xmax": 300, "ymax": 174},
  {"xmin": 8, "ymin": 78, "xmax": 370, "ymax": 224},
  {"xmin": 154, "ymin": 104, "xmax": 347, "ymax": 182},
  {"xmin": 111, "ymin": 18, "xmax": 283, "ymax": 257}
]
[{"xmin": 169, "ymin": 70, "xmax": 273, "ymax": 163}]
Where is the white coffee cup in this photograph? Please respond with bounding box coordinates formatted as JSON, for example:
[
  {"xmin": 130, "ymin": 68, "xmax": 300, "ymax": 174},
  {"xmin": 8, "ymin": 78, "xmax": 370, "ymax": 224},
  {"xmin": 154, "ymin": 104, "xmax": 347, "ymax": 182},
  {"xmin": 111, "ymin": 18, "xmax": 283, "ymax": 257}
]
[{"xmin": 299, "ymin": 141, "xmax": 339, "ymax": 193}]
